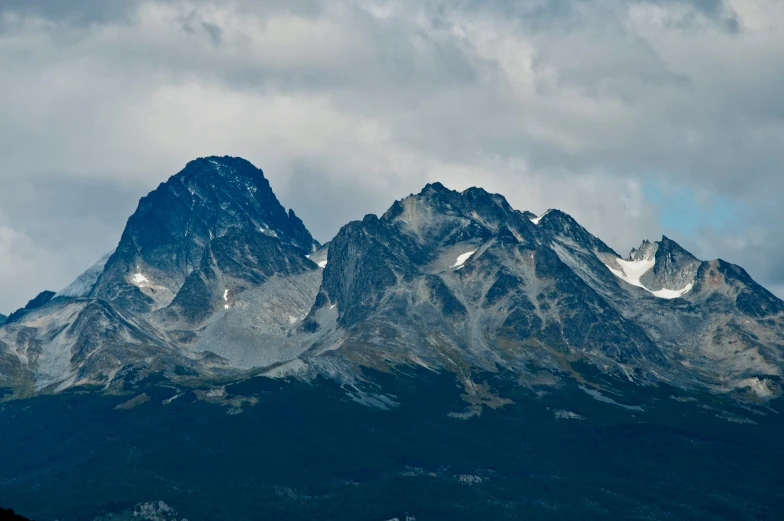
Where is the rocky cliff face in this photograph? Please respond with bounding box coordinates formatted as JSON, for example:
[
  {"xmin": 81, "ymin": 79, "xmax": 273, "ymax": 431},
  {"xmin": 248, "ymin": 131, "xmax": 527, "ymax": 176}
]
[
  {"xmin": 1, "ymin": 158, "xmax": 782, "ymax": 404},
  {"xmin": 91, "ymin": 156, "xmax": 317, "ymax": 314},
  {"xmin": 300, "ymin": 184, "xmax": 784, "ymax": 401},
  {"xmin": 306, "ymin": 184, "xmax": 664, "ymax": 395}
]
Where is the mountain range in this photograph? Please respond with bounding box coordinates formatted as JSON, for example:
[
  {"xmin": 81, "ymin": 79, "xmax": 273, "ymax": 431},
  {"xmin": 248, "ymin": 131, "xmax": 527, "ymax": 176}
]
[
  {"xmin": 3, "ymin": 156, "xmax": 784, "ymax": 521},
  {"xmin": 1, "ymin": 156, "xmax": 781, "ymax": 407}
]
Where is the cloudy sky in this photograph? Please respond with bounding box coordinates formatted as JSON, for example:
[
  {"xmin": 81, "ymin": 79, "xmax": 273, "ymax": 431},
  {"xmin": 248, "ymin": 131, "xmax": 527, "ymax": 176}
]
[{"xmin": 1, "ymin": 0, "xmax": 783, "ymax": 312}]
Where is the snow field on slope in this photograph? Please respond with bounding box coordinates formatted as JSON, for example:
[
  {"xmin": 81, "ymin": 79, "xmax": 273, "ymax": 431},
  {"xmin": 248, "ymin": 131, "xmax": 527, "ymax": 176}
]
[{"xmin": 605, "ymin": 255, "xmax": 693, "ymax": 300}]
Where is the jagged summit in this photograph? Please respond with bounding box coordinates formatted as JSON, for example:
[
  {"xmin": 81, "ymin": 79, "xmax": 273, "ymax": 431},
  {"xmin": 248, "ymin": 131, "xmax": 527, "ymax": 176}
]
[
  {"xmin": 535, "ymin": 208, "xmax": 619, "ymax": 257},
  {"xmin": 381, "ymin": 182, "xmax": 535, "ymax": 250},
  {"xmin": 629, "ymin": 239, "xmax": 658, "ymax": 261},
  {"xmin": 88, "ymin": 156, "xmax": 318, "ymax": 313},
  {"xmin": 604, "ymin": 236, "xmax": 701, "ymax": 298}
]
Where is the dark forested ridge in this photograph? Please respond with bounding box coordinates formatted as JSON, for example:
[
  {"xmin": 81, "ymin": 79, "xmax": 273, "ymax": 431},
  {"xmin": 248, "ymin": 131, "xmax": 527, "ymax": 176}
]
[
  {"xmin": 0, "ymin": 508, "xmax": 33, "ymax": 521},
  {"xmin": 2, "ymin": 369, "xmax": 783, "ymax": 521}
]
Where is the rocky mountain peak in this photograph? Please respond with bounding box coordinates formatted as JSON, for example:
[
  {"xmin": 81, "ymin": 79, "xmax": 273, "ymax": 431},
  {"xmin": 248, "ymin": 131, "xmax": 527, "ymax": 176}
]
[
  {"xmin": 421, "ymin": 181, "xmax": 450, "ymax": 193},
  {"xmin": 381, "ymin": 183, "xmax": 534, "ymax": 249},
  {"xmin": 158, "ymin": 156, "xmax": 316, "ymax": 251},
  {"xmin": 629, "ymin": 239, "xmax": 657, "ymax": 261},
  {"xmin": 657, "ymin": 235, "xmax": 699, "ymax": 262},
  {"xmin": 89, "ymin": 156, "xmax": 318, "ymax": 313},
  {"xmin": 535, "ymin": 209, "xmax": 618, "ymax": 256},
  {"xmin": 627, "ymin": 236, "xmax": 701, "ymax": 293}
]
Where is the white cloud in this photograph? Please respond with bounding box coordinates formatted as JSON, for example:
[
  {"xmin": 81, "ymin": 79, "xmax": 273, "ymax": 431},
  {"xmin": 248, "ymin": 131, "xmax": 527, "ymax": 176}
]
[
  {"xmin": 0, "ymin": 222, "xmax": 54, "ymax": 311},
  {"xmin": 1, "ymin": 0, "xmax": 784, "ymax": 309}
]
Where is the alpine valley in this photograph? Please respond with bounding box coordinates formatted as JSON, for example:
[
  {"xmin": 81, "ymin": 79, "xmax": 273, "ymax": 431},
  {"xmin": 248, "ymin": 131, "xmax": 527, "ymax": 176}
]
[{"xmin": 1, "ymin": 157, "xmax": 783, "ymax": 521}]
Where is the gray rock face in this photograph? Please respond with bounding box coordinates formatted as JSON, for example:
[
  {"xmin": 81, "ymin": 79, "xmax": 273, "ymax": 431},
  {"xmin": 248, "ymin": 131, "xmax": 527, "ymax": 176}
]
[
  {"xmin": 303, "ymin": 184, "xmax": 784, "ymax": 398},
  {"xmin": 1, "ymin": 159, "xmax": 782, "ymax": 403},
  {"xmin": 306, "ymin": 185, "xmax": 664, "ymax": 388},
  {"xmin": 636, "ymin": 236, "xmax": 702, "ymax": 292},
  {"xmin": 91, "ymin": 156, "xmax": 318, "ymax": 313}
]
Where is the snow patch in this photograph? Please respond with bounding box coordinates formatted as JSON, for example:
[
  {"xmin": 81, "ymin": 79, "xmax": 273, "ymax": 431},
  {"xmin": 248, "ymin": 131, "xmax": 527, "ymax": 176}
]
[
  {"xmin": 651, "ymin": 283, "xmax": 694, "ymax": 299},
  {"xmin": 224, "ymin": 288, "xmax": 230, "ymax": 309},
  {"xmin": 530, "ymin": 209, "xmax": 551, "ymax": 225},
  {"xmin": 131, "ymin": 273, "xmax": 149, "ymax": 285},
  {"xmin": 608, "ymin": 257, "xmax": 655, "ymax": 288},
  {"xmin": 605, "ymin": 255, "xmax": 693, "ymax": 300},
  {"xmin": 451, "ymin": 251, "xmax": 476, "ymax": 268},
  {"xmin": 318, "ymin": 260, "xmax": 328, "ymax": 268}
]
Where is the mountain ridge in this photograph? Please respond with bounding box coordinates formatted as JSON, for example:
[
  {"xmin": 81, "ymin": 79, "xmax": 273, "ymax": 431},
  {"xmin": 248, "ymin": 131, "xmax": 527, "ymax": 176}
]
[{"xmin": 1, "ymin": 156, "xmax": 782, "ymax": 406}]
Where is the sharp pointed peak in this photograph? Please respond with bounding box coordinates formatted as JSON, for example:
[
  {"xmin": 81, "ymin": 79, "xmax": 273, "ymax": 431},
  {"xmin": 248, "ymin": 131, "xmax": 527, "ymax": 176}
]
[
  {"xmin": 534, "ymin": 208, "xmax": 619, "ymax": 256},
  {"xmin": 528, "ymin": 208, "xmax": 556, "ymax": 225},
  {"xmin": 535, "ymin": 208, "xmax": 573, "ymax": 219},
  {"xmin": 625, "ymin": 235, "xmax": 700, "ymax": 260},
  {"xmin": 420, "ymin": 181, "xmax": 452, "ymax": 194},
  {"xmin": 531, "ymin": 208, "xmax": 587, "ymax": 227},
  {"xmin": 461, "ymin": 186, "xmax": 514, "ymax": 211},
  {"xmin": 656, "ymin": 235, "xmax": 699, "ymax": 261}
]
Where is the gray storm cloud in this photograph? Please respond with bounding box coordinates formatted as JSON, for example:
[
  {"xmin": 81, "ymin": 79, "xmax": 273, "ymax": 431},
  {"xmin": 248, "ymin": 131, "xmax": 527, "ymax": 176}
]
[{"xmin": 1, "ymin": 0, "xmax": 783, "ymax": 311}]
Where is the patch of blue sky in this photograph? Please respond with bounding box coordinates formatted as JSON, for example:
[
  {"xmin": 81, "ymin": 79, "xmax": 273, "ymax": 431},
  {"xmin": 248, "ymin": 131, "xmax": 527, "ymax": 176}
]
[{"xmin": 642, "ymin": 181, "xmax": 749, "ymax": 237}]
